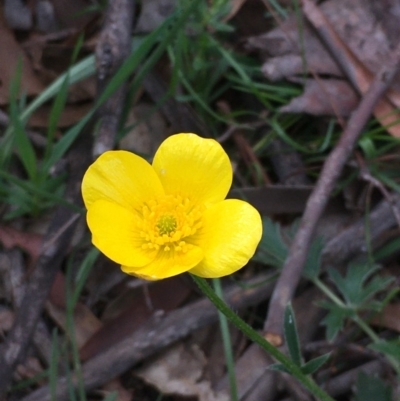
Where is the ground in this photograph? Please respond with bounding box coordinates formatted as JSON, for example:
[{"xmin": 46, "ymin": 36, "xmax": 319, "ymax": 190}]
[{"xmin": 0, "ymin": 1, "xmax": 400, "ymax": 401}]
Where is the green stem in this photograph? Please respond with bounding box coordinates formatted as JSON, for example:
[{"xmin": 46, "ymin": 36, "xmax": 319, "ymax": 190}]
[
  {"xmin": 212, "ymin": 279, "xmax": 238, "ymax": 401},
  {"xmin": 191, "ymin": 275, "xmax": 336, "ymax": 401},
  {"xmin": 353, "ymin": 315, "xmax": 400, "ymax": 377},
  {"xmin": 353, "ymin": 315, "xmax": 380, "ymax": 343},
  {"xmin": 313, "ymin": 278, "xmax": 346, "ymax": 308}
]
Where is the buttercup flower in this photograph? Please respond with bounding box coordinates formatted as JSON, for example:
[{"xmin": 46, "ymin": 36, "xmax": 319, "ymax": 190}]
[{"xmin": 82, "ymin": 133, "xmax": 262, "ymax": 280}]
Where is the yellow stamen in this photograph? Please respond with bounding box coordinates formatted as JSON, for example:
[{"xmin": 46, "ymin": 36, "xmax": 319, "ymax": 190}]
[{"xmin": 138, "ymin": 194, "xmax": 202, "ymax": 254}]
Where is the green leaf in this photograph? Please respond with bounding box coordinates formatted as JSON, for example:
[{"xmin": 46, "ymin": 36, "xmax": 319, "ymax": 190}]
[
  {"xmin": 327, "ymin": 264, "xmax": 387, "ymax": 306},
  {"xmin": 269, "ymin": 363, "xmax": 291, "ymax": 374},
  {"xmin": 320, "ymin": 302, "xmax": 353, "ymax": 341},
  {"xmin": 44, "ymin": 72, "xmax": 70, "ymax": 164},
  {"xmin": 284, "ymin": 304, "xmax": 302, "ymax": 366},
  {"xmin": 354, "ymin": 372, "xmax": 392, "ymax": 401},
  {"xmin": 9, "ymin": 65, "xmax": 38, "ymax": 182},
  {"xmin": 301, "ymin": 353, "xmax": 330, "ymax": 375},
  {"xmin": 303, "ymin": 236, "xmax": 324, "ymax": 280},
  {"xmin": 256, "ymin": 217, "xmax": 324, "ymax": 279},
  {"xmin": 369, "ymin": 340, "xmax": 400, "ymax": 362},
  {"xmin": 255, "ymin": 217, "xmax": 289, "ymax": 267},
  {"xmin": 359, "ymin": 276, "xmax": 394, "ymax": 306}
]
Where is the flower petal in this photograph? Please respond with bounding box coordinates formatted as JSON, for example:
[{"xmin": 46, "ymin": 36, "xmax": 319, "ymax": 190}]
[
  {"xmin": 122, "ymin": 245, "xmax": 203, "ymax": 280},
  {"xmin": 87, "ymin": 200, "xmax": 157, "ymax": 267},
  {"xmin": 189, "ymin": 199, "xmax": 262, "ymax": 278},
  {"xmin": 152, "ymin": 133, "xmax": 232, "ymax": 206},
  {"xmin": 82, "ymin": 150, "xmax": 164, "ymax": 211}
]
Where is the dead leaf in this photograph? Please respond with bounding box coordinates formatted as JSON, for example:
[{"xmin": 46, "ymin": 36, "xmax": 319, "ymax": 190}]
[
  {"xmin": 47, "ymin": 272, "xmax": 102, "ymax": 347},
  {"xmin": 0, "ymin": 9, "xmax": 44, "ymax": 104},
  {"xmin": 136, "ymin": 343, "xmax": 229, "ymax": 401},
  {"xmin": 371, "ymin": 303, "xmax": 400, "ymax": 333},
  {"xmin": 0, "ymin": 307, "xmax": 14, "ymax": 333},
  {"xmin": 301, "ymin": 0, "xmax": 400, "ymax": 137},
  {"xmin": 119, "ymin": 103, "xmax": 166, "ymax": 155},
  {"xmin": 279, "ymin": 78, "xmax": 358, "ymax": 116},
  {"xmin": 0, "ymin": 225, "xmax": 43, "ymax": 265},
  {"xmin": 50, "ymin": 0, "xmax": 97, "ymax": 30},
  {"xmin": 28, "ymin": 102, "xmax": 93, "ymax": 128},
  {"xmin": 79, "ymin": 277, "xmax": 190, "ymax": 361},
  {"xmin": 248, "ymin": 0, "xmax": 400, "ymax": 136},
  {"xmin": 16, "ymin": 357, "xmax": 44, "ymax": 382}
]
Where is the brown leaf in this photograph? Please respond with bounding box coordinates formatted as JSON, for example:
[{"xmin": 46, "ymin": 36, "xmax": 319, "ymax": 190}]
[
  {"xmin": 302, "ymin": 0, "xmax": 400, "ymax": 137},
  {"xmin": 371, "ymin": 303, "xmax": 400, "ymax": 333},
  {"xmin": 136, "ymin": 343, "xmax": 229, "ymax": 401},
  {"xmin": 249, "ymin": 0, "xmax": 400, "ymax": 136},
  {"xmin": 0, "ymin": 308, "xmax": 14, "ymax": 333},
  {"xmin": 79, "ymin": 277, "xmax": 191, "ymax": 361},
  {"xmin": 47, "ymin": 272, "xmax": 102, "ymax": 347},
  {"xmin": 279, "ymin": 78, "xmax": 358, "ymax": 116},
  {"xmin": 28, "ymin": 102, "xmax": 93, "ymax": 128},
  {"xmin": 0, "ymin": 225, "xmax": 43, "ymax": 265},
  {"xmin": 0, "ymin": 10, "xmax": 44, "ymax": 104},
  {"xmin": 50, "ymin": 0, "xmax": 97, "ymax": 29}
]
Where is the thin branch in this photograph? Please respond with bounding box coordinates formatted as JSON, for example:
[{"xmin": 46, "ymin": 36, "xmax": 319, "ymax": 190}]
[
  {"xmin": 263, "ymin": 47, "xmax": 400, "ymax": 343},
  {"xmin": 92, "ymin": 0, "xmax": 135, "ymax": 157},
  {"xmin": 322, "ymin": 192, "xmax": 400, "ymax": 267}
]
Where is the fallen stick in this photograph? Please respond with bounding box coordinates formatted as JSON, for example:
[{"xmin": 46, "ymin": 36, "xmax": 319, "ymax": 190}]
[{"xmin": 263, "ymin": 42, "xmax": 400, "ymax": 345}]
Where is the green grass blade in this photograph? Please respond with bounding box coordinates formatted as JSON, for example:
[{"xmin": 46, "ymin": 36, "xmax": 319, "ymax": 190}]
[
  {"xmin": 213, "ymin": 278, "xmax": 238, "ymax": 401},
  {"xmin": 284, "ymin": 303, "xmax": 302, "ymax": 367}
]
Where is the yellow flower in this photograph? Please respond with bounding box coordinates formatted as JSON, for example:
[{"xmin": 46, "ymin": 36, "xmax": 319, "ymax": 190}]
[{"xmin": 82, "ymin": 133, "xmax": 262, "ymax": 280}]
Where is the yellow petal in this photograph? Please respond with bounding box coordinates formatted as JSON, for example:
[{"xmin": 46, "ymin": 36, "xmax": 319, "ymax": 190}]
[
  {"xmin": 87, "ymin": 200, "xmax": 157, "ymax": 267},
  {"xmin": 189, "ymin": 199, "xmax": 262, "ymax": 278},
  {"xmin": 82, "ymin": 150, "xmax": 164, "ymax": 211},
  {"xmin": 122, "ymin": 245, "xmax": 204, "ymax": 280},
  {"xmin": 152, "ymin": 133, "xmax": 232, "ymax": 206}
]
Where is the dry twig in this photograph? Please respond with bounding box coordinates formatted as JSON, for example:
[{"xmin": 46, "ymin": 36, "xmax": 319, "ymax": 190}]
[
  {"xmin": 92, "ymin": 0, "xmax": 135, "ymax": 157},
  {"xmin": 263, "ymin": 41, "xmax": 400, "ymax": 344}
]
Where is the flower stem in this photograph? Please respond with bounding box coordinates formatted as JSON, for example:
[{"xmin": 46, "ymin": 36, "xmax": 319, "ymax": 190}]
[
  {"xmin": 212, "ymin": 278, "xmax": 238, "ymax": 401},
  {"xmin": 191, "ymin": 275, "xmax": 335, "ymax": 401}
]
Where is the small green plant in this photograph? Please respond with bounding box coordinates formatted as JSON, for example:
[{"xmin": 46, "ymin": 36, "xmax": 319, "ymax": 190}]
[
  {"xmin": 257, "ymin": 216, "xmax": 400, "ymax": 377},
  {"xmin": 319, "ymin": 264, "xmax": 393, "ymax": 342},
  {"xmin": 270, "ymin": 304, "xmax": 330, "ymax": 376}
]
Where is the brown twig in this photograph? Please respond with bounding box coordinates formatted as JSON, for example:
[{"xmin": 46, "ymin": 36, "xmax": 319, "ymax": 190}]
[
  {"xmin": 20, "ymin": 275, "xmax": 274, "ymax": 401},
  {"xmin": 354, "ymin": 151, "xmax": 400, "ymax": 229},
  {"xmin": 0, "ymin": 131, "xmax": 93, "ymax": 396},
  {"xmin": 92, "ymin": 0, "xmax": 135, "ymax": 157},
  {"xmin": 4, "ymin": 248, "xmax": 53, "ymax": 367},
  {"xmin": 322, "ymin": 192, "xmax": 400, "ymax": 267},
  {"xmin": 263, "ymin": 48, "xmax": 400, "ymax": 344}
]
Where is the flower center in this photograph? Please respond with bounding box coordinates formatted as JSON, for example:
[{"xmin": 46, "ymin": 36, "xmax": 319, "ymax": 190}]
[
  {"xmin": 156, "ymin": 214, "xmax": 177, "ymax": 235},
  {"xmin": 139, "ymin": 195, "xmax": 203, "ymax": 253}
]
